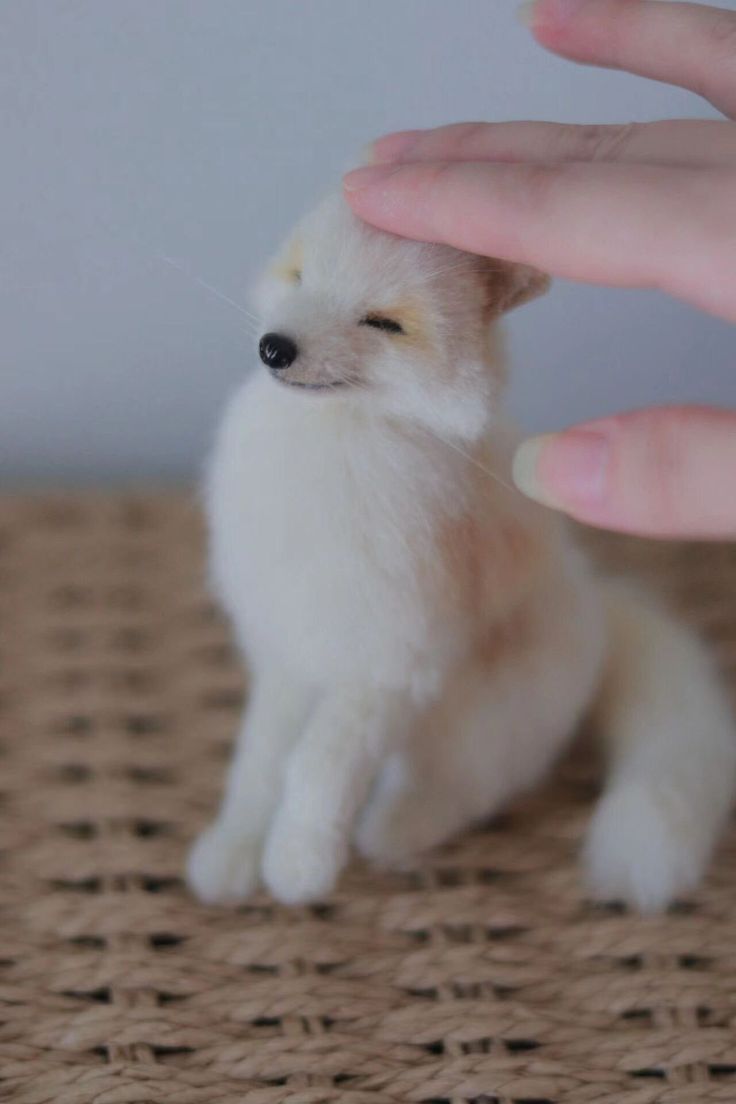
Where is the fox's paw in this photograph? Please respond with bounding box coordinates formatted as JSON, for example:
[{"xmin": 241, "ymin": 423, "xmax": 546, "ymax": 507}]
[
  {"xmin": 262, "ymin": 814, "xmax": 346, "ymax": 905},
  {"xmin": 584, "ymin": 783, "xmax": 707, "ymax": 913},
  {"xmin": 187, "ymin": 822, "xmax": 261, "ymax": 905}
]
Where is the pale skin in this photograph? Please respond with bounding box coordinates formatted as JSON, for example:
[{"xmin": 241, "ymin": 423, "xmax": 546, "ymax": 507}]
[{"xmin": 344, "ymin": 0, "xmax": 736, "ymax": 539}]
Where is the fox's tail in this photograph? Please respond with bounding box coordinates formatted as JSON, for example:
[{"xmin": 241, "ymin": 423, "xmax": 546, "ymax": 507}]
[{"xmin": 585, "ymin": 578, "xmax": 736, "ymax": 912}]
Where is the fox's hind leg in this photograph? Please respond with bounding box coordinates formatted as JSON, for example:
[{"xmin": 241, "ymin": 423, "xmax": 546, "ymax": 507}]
[{"xmin": 358, "ymin": 580, "xmax": 605, "ymax": 867}]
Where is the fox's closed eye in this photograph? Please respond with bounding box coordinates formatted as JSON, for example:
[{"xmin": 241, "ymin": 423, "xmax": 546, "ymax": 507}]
[{"xmin": 360, "ymin": 314, "xmax": 404, "ymax": 335}]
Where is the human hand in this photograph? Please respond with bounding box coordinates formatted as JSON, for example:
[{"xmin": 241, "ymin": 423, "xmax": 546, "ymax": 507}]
[{"xmin": 343, "ymin": 0, "xmax": 736, "ymax": 539}]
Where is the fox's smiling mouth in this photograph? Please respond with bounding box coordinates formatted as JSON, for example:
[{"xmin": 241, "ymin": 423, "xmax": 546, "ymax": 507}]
[{"xmin": 271, "ymin": 372, "xmax": 349, "ymax": 392}]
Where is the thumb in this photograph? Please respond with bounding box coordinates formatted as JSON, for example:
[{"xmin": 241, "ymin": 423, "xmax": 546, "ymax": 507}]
[{"xmin": 512, "ymin": 406, "xmax": 736, "ymax": 539}]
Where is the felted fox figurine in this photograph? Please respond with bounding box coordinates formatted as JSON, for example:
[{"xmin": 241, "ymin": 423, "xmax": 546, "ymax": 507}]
[{"xmin": 188, "ymin": 190, "xmax": 736, "ymax": 912}]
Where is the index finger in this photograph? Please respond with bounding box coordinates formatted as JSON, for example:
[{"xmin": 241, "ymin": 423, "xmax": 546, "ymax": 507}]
[
  {"xmin": 526, "ymin": 0, "xmax": 736, "ymax": 118},
  {"xmin": 343, "ymin": 159, "xmax": 736, "ymax": 321}
]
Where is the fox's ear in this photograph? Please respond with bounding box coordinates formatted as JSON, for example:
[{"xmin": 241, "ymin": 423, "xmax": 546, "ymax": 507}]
[{"xmin": 478, "ymin": 258, "xmax": 550, "ymax": 317}]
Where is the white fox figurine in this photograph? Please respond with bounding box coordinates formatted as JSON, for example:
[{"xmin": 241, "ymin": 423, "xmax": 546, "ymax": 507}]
[{"xmin": 188, "ymin": 190, "xmax": 736, "ymax": 913}]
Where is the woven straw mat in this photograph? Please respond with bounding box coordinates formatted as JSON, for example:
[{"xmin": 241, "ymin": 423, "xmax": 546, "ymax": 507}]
[{"xmin": 1, "ymin": 491, "xmax": 735, "ymax": 1104}]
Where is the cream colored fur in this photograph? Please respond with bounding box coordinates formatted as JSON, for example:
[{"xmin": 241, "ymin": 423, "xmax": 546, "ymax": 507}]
[{"xmin": 187, "ymin": 191, "xmax": 736, "ymax": 912}]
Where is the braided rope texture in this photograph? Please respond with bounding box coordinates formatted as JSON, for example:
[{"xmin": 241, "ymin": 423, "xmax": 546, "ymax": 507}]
[{"xmin": 1, "ymin": 492, "xmax": 735, "ymax": 1104}]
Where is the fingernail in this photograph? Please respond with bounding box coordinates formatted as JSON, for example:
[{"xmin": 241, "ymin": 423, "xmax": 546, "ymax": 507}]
[
  {"xmin": 519, "ymin": 0, "xmax": 588, "ymax": 30},
  {"xmin": 516, "ymin": 1, "xmax": 538, "ymax": 27},
  {"xmin": 547, "ymin": 0, "xmax": 590, "ymax": 23},
  {"xmin": 369, "ymin": 129, "xmax": 424, "ymax": 164},
  {"xmin": 343, "ymin": 164, "xmax": 403, "ymax": 192},
  {"xmin": 513, "ymin": 430, "xmax": 610, "ymax": 509},
  {"xmin": 357, "ymin": 143, "xmax": 377, "ymax": 165}
]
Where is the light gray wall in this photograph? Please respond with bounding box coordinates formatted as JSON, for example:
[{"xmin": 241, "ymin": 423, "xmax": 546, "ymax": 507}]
[{"xmin": 2, "ymin": 0, "xmax": 735, "ymax": 485}]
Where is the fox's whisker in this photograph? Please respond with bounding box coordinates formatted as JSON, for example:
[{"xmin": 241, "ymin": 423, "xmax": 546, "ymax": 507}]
[
  {"xmin": 155, "ymin": 253, "xmax": 261, "ymax": 329},
  {"xmin": 408, "ymin": 420, "xmax": 518, "ymax": 496}
]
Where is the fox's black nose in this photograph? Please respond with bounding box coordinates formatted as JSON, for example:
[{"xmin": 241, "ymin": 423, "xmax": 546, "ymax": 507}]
[{"xmin": 259, "ymin": 332, "xmax": 298, "ymax": 371}]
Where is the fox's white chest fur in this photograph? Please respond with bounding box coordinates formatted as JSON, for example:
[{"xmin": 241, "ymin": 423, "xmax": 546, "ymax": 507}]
[
  {"xmin": 188, "ymin": 189, "xmax": 736, "ymax": 913},
  {"xmin": 207, "ymin": 372, "xmax": 484, "ymax": 693}
]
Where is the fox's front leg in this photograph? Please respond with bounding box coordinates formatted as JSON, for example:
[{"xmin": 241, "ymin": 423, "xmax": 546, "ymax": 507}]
[
  {"xmin": 262, "ymin": 687, "xmax": 408, "ymax": 904},
  {"xmin": 187, "ymin": 670, "xmax": 314, "ymax": 904}
]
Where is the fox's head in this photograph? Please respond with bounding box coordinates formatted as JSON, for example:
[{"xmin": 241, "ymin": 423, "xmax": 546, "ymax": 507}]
[{"xmin": 253, "ymin": 191, "xmax": 548, "ymax": 440}]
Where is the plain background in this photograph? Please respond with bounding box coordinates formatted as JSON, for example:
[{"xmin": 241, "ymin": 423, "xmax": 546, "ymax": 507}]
[{"xmin": 2, "ymin": 0, "xmax": 735, "ymax": 486}]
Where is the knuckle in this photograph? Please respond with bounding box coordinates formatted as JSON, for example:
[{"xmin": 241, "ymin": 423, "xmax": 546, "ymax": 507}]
[
  {"xmin": 572, "ymin": 123, "xmax": 640, "ymax": 162},
  {"xmin": 514, "ymin": 162, "xmax": 566, "ymax": 209},
  {"xmin": 447, "ymin": 121, "xmax": 491, "ymax": 156},
  {"xmin": 704, "ymin": 10, "xmax": 736, "ymax": 57},
  {"xmin": 670, "ymin": 171, "xmax": 736, "ymax": 298},
  {"xmin": 425, "ymin": 158, "xmax": 461, "ymax": 193},
  {"xmin": 423, "ymin": 159, "xmax": 468, "ymax": 214},
  {"xmin": 638, "ymin": 409, "xmax": 690, "ymax": 530},
  {"xmin": 694, "ymin": 11, "xmax": 736, "ymax": 109},
  {"xmin": 702, "ymin": 179, "xmax": 736, "ymax": 256}
]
